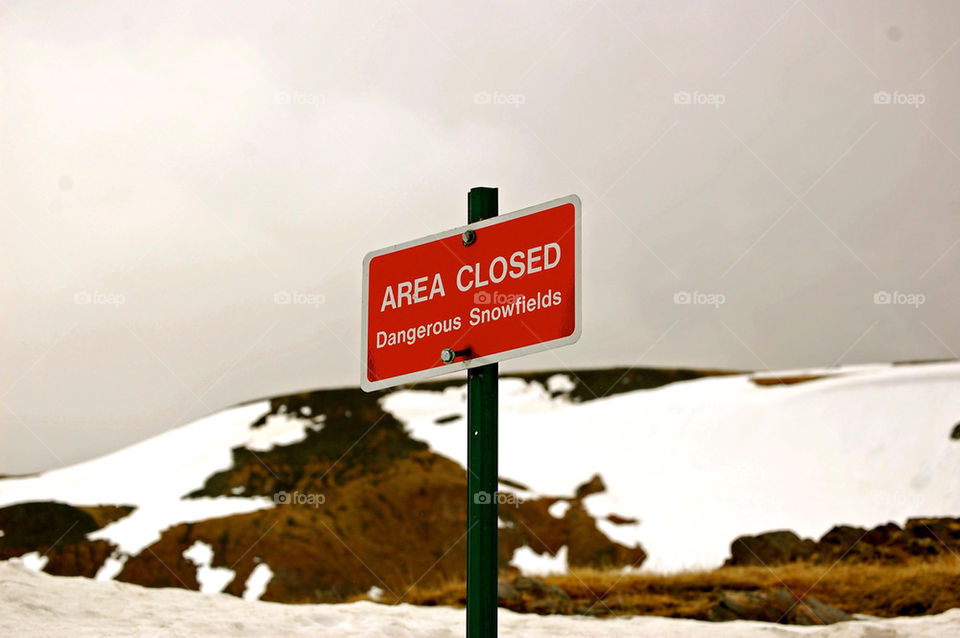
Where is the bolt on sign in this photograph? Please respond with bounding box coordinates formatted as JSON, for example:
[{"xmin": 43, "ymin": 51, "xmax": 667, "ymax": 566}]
[{"xmin": 361, "ymin": 195, "xmax": 581, "ymax": 391}]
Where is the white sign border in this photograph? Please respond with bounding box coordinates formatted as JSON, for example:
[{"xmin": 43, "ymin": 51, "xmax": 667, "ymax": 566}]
[{"xmin": 360, "ymin": 194, "xmax": 581, "ymax": 392}]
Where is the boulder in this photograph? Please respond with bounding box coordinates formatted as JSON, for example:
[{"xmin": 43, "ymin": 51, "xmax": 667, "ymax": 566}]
[
  {"xmin": 0, "ymin": 502, "xmax": 130, "ymax": 578},
  {"xmin": 513, "ymin": 576, "xmax": 549, "ymax": 597},
  {"xmin": 706, "ymin": 591, "xmax": 770, "ymax": 622},
  {"xmin": 508, "ymin": 576, "xmax": 572, "ymax": 614},
  {"xmin": 496, "ymin": 579, "xmax": 522, "ymax": 610},
  {"xmin": 819, "ymin": 525, "xmax": 867, "ymax": 551},
  {"xmin": 707, "ymin": 588, "xmax": 853, "ymax": 625},
  {"xmin": 862, "ymin": 522, "xmax": 901, "ymax": 546},
  {"xmin": 726, "ymin": 530, "xmax": 814, "ymax": 566},
  {"xmin": 793, "ymin": 595, "xmax": 855, "ymax": 625},
  {"xmin": 906, "ymin": 517, "xmax": 960, "ymax": 542}
]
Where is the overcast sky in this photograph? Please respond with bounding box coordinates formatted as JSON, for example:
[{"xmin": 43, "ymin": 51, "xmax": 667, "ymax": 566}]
[{"xmin": 2, "ymin": 0, "xmax": 959, "ymax": 474}]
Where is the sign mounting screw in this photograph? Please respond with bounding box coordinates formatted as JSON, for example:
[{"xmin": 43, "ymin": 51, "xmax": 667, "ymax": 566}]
[
  {"xmin": 462, "ymin": 229, "xmax": 476, "ymax": 246},
  {"xmin": 441, "ymin": 347, "xmax": 456, "ymax": 364}
]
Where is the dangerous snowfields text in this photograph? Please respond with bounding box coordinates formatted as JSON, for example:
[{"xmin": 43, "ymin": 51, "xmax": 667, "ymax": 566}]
[{"xmin": 375, "ymin": 289, "xmax": 563, "ymax": 349}]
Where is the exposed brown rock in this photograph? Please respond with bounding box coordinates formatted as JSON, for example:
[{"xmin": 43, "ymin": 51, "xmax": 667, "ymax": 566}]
[
  {"xmin": 726, "ymin": 517, "xmax": 960, "ymax": 566},
  {"xmin": 574, "ymin": 474, "xmax": 605, "ymax": 499},
  {"xmin": 498, "ymin": 576, "xmax": 573, "ymax": 615},
  {"xmin": 0, "ymin": 502, "xmax": 128, "ymax": 577},
  {"xmin": 862, "ymin": 521, "xmax": 901, "ymax": 545},
  {"xmin": 497, "ymin": 579, "xmax": 522, "ymax": 609},
  {"xmin": 727, "ymin": 530, "xmax": 814, "ymax": 566},
  {"xmin": 706, "ymin": 588, "xmax": 853, "ymax": 624},
  {"xmin": 906, "ymin": 517, "xmax": 960, "ymax": 541},
  {"xmin": 0, "ymin": 501, "xmax": 104, "ymax": 546},
  {"xmin": 77, "ymin": 505, "xmax": 136, "ymax": 530},
  {"xmin": 820, "ymin": 525, "xmax": 866, "ymax": 550},
  {"xmin": 565, "ymin": 502, "xmax": 644, "ymax": 568},
  {"xmin": 42, "ymin": 540, "xmax": 116, "ymax": 578}
]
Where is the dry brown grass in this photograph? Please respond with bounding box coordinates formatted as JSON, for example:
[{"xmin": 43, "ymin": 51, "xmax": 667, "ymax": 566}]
[{"xmin": 395, "ymin": 556, "xmax": 960, "ymax": 619}]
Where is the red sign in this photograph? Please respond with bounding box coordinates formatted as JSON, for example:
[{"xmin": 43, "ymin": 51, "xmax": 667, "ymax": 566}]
[{"xmin": 361, "ymin": 195, "xmax": 581, "ymax": 391}]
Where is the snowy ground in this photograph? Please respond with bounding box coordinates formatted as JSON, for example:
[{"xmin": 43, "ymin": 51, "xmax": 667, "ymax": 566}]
[
  {"xmin": 388, "ymin": 362, "xmax": 960, "ymax": 571},
  {"xmin": 1, "ymin": 561, "xmax": 958, "ymax": 638}
]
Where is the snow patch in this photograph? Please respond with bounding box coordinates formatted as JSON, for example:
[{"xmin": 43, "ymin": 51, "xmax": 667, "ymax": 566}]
[
  {"xmin": 546, "ymin": 374, "xmax": 576, "ymax": 394},
  {"xmin": 387, "ymin": 379, "xmax": 572, "ymax": 467},
  {"xmin": 246, "ymin": 413, "xmax": 323, "ymax": 452},
  {"xmin": 548, "ymin": 500, "xmax": 570, "ymax": 519},
  {"xmin": 366, "ymin": 586, "xmax": 384, "ymax": 601},
  {"xmin": 18, "ymin": 552, "xmax": 49, "ymax": 572},
  {"xmin": 582, "ymin": 493, "xmax": 642, "ymax": 547},
  {"xmin": 596, "ymin": 519, "xmax": 642, "ymax": 550},
  {"xmin": 242, "ymin": 562, "xmax": 273, "ymax": 601},
  {"xmin": 183, "ymin": 541, "xmax": 235, "ymax": 594},
  {"xmin": 94, "ymin": 553, "xmax": 127, "ymax": 581},
  {"xmin": 498, "ymin": 378, "xmax": 566, "ymax": 414},
  {"xmin": 512, "ymin": 545, "xmax": 568, "ymax": 575}
]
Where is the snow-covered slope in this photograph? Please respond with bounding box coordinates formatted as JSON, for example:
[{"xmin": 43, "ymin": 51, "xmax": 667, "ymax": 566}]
[
  {"xmin": 0, "ymin": 402, "xmax": 322, "ymax": 555},
  {"xmin": 2, "ymin": 560, "xmax": 958, "ymax": 638},
  {"xmin": 387, "ymin": 362, "xmax": 960, "ymax": 571},
  {"xmin": 2, "ymin": 362, "xmax": 959, "ymax": 575}
]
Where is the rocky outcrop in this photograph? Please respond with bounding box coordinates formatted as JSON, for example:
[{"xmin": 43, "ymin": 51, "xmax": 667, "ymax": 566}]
[
  {"xmin": 498, "ymin": 576, "xmax": 574, "ymax": 615},
  {"xmin": 0, "ymin": 502, "xmax": 131, "ymax": 577},
  {"xmin": 706, "ymin": 589, "xmax": 853, "ymax": 624},
  {"xmin": 0, "ymin": 501, "xmax": 126, "ymax": 546},
  {"xmin": 42, "ymin": 540, "xmax": 117, "ymax": 578},
  {"xmin": 726, "ymin": 518, "xmax": 960, "ymax": 566},
  {"xmin": 728, "ymin": 530, "xmax": 816, "ymax": 565}
]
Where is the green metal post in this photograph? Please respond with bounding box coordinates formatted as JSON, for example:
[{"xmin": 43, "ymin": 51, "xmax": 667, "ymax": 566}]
[{"xmin": 466, "ymin": 186, "xmax": 498, "ymax": 638}]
